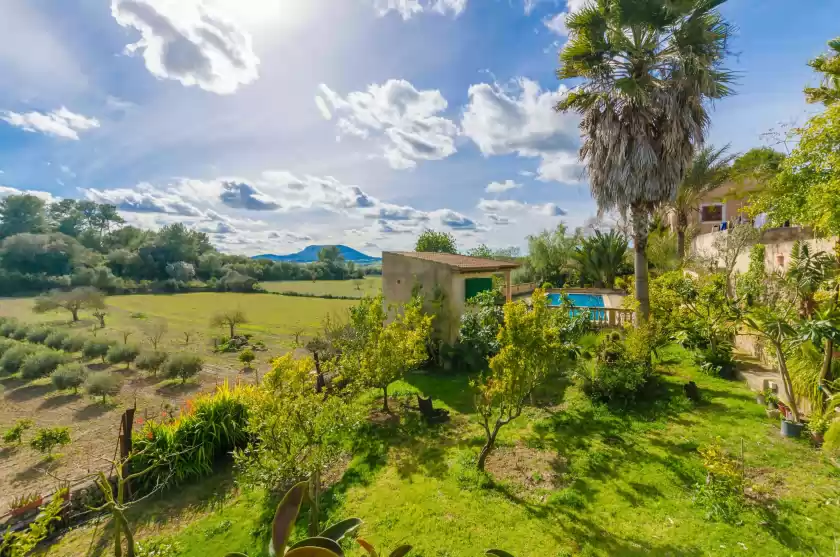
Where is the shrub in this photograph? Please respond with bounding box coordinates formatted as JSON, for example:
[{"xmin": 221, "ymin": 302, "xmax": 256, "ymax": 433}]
[
  {"xmin": 51, "ymin": 363, "xmax": 88, "ymax": 393},
  {"xmin": 44, "ymin": 331, "xmax": 69, "ymax": 350},
  {"xmin": 2, "ymin": 419, "xmax": 33, "ymax": 445},
  {"xmin": 62, "ymin": 335, "xmax": 88, "ymax": 353},
  {"xmin": 10, "ymin": 324, "xmax": 30, "ymax": 340},
  {"xmin": 136, "ymin": 351, "xmax": 168, "ymax": 376},
  {"xmin": 0, "ymin": 320, "xmax": 18, "ymax": 337},
  {"xmin": 693, "ymin": 442, "xmax": 743, "ymax": 523},
  {"xmin": 25, "ymin": 327, "xmax": 52, "ymax": 344},
  {"xmin": 824, "ymin": 420, "xmax": 840, "ymax": 457},
  {"xmin": 82, "ymin": 339, "xmax": 112, "ymax": 362},
  {"xmin": 238, "ymin": 349, "xmax": 255, "ymax": 370},
  {"xmin": 164, "ymin": 353, "xmax": 203, "ymax": 383},
  {"xmin": 84, "ymin": 371, "xmax": 121, "ymax": 402},
  {"xmin": 695, "ymin": 342, "xmax": 736, "ymax": 379},
  {"xmin": 0, "ymin": 338, "xmax": 16, "ymax": 357},
  {"xmin": 20, "ymin": 349, "xmax": 69, "ymax": 380},
  {"xmin": 0, "ymin": 344, "xmax": 36, "ymax": 374},
  {"xmin": 30, "ymin": 427, "xmax": 71, "ymax": 457},
  {"xmin": 107, "ymin": 344, "xmax": 141, "ymax": 369},
  {"xmin": 577, "ymin": 335, "xmax": 652, "ymax": 404}
]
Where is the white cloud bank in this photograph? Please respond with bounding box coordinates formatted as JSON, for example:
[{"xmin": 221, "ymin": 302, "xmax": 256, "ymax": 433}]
[
  {"xmin": 0, "ymin": 107, "xmax": 99, "ymax": 140},
  {"xmin": 485, "ymin": 180, "xmax": 522, "ymax": 194},
  {"xmin": 316, "ymin": 79, "xmax": 458, "ymax": 169},
  {"xmin": 111, "ymin": 0, "xmax": 260, "ymax": 95},
  {"xmin": 373, "ymin": 0, "xmax": 467, "ymax": 19}
]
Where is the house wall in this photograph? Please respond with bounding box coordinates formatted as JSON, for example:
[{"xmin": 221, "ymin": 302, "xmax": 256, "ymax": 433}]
[{"xmin": 668, "ymin": 179, "xmax": 763, "ymax": 235}]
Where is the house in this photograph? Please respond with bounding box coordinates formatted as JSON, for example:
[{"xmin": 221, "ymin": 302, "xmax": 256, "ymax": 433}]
[
  {"xmin": 671, "ymin": 179, "xmax": 764, "ymax": 235},
  {"xmin": 382, "ymin": 251, "xmax": 520, "ymax": 343}
]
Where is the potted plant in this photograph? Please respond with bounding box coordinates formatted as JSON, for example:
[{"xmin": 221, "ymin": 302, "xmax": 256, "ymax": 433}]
[
  {"xmin": 756, "ymin": 388, "xmax": 769, "ymax": 405},
  {"xmin": 765, "ymin": 392, "xmax": 780, "ymax": 419},
  {"xmin": 807, "ymin": 413, "xmax": 831, "ymax": 447},
  {"xmin": 9, "ymin": 493, "xmax": 43, "ymax": 517},
  {"xmin": 781, "ymin": 418, "xmax": 805, "ymax": 438}
]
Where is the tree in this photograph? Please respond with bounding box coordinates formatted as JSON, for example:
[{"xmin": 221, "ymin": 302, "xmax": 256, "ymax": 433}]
[
  {"xmin": 143, "ymin": 320, "xmax": 168, "ymax": 350},
  {"xmin": 525, "ymin": 224, "xmax": 579, "ymax": 286},
  {"xmin": 318, "ymin": 246, "xmax": 344, "ymax": 263},
  {"xmin": 805, "ymin": 36, "xmax": 840, "ymax": 106},
  {"xmin": 415, "ymin": 230, "xmax": 457, "ymax": 254},
  {"xmin": 165, "ymin": 261, "xmax": 196, "ymax": 282},
  {"xmin": 0, "ymin": 233, "xmax": 85, "ymax": 275},
  {"xmin": 135, "ymin": 351, "xmax": 168, "ymax": 376},
  {"xmin": 670, "ymin": 145, "xmax": 735, "ymax": 258},
  {"xmin": 236, "ymin": 354, "xmax": 362, "ymax": 536},
  {"xmin": 556, "ymin": 0, "xmax": 733, "ymax": 321},
  {"xmin": 51, "ymin": 363, "xmax": 88, "ymax": 393},
  {"xmin": 33, "ymin": 286, "xmax": 106, "ymax": 322},
  {"xmin": 107, "ymin": 344, "xmax": 140, "ymax": 370},
  {"xmin": 83, "ymin": 339, "xmax": 112, "ymax": 362},
  {"xmin": 572, "ymin": 229, "xmax": 628, "ymax": 288},
  {"xmin": 0, "ymin": 195, "xmax": 47, "ymax": 238},
  {"xmin": 30, "ymin": 426, "xmax": 71, "ymax": 458},
  {"xmin": 85, "ymin": 371, "xmax": 121, "ymax": 402},
  {"xmin": 712, "ymin": 225, "xmax": 761, "ymax": 298},
  {"xmin": 786, "ymin": 241, "xmax": 835, "ymax": 318},
  {"xmin": 474, "ymin": 290, "xmax": 562, "ymax": 470},
  {"xmin": 211, "ymin": 309, "xmax": 248, "ymax": 338},
  {"xmin": 93, "ymin": 309, "xmax": 107, "ymax": 328},
  {"xmin": 164, "ymin": 353, "xmax": 203, "ymax": 383},
  {"xmin": 239, "ymin": 348, "xmax": 255, "ymax": 371},
  {"xmin": 347, "ymin": 295, "xmax": 433, "ymax": 413}
]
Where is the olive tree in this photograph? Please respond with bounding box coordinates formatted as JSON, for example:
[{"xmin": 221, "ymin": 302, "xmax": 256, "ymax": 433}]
[
  {"xmin": 211, "ymin": 309, "xmax": 248, "ymax": 338},
  {"xmin": 33, "ymin": 287, "xmax": 105, "ymax": 322}
]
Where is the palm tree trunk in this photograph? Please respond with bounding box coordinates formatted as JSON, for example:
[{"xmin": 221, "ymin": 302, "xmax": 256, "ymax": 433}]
[
  {"xmin": 677, "ymin": 211, "xmax": 688, "ymax": 260},
  {"xmin": 631, "ymin": 204, "xmax": 650, "ymax": 322}
]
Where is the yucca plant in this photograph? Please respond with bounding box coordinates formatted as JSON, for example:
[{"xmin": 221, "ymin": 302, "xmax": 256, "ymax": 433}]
[{"xmin": 225, "ymin": 481, "xmax": 363, "ymax": 557}]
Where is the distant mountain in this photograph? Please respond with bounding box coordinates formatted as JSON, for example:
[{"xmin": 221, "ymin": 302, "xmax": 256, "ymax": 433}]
[{"xmin": 252, "ymin": 245, "xmax": 381, "ymax": 265}]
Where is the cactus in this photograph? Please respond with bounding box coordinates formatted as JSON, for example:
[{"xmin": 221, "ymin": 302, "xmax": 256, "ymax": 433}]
[
  {"xmin": 225, "ymin": 481, "xmax": 362, "ymax": 557},
  {"xmin": 356, "ymin": 539, "xmax": 413, "ymax": 557}
]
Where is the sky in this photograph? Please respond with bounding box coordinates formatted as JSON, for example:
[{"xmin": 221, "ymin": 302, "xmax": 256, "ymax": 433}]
[{"xmin": 0, "ymin": 0, "xmax": 838, "ymax": 257}]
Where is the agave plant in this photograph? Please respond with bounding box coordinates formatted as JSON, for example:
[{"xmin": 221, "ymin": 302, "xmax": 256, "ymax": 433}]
[{"xmin": 225, "ymin": 481, "xmax": 362, "ymax": 557}]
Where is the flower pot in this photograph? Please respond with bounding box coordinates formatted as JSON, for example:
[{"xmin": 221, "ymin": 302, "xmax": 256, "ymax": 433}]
[
  {"xmin": 766, "ymin": 408, "xmax": 780, "ymax": 419},
  {"xmin": 10, "ymin": 497, "xmax": 43, "ymax": 517},
  {"xmin": 756, "ymin": 394, "xmax": 766, "ymax": 405},
  {"xmin": 781, "ymin": 420, "xmax": 805, "ymax": 438}
]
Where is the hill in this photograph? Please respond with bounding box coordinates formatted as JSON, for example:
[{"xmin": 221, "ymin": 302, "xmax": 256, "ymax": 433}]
[{"xmin": 252, "ymin": 244, "xmax": 381, "ymax": 264}]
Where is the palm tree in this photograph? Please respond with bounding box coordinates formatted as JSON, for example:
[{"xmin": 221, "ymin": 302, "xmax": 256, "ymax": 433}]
[
  {"xmin": 573, "ymin": 229, "xmax": 628, "ymax": 288},
  {"xmin": 670, "ymin": 144, "xmax": 734, "ymax": 258},
  {"xmin": 556, "ymin": 0, "xmax": 733, "ymax": 320},
  {"xmin": 786, "ymin": 241, "xmax": 835, "ymax": 319},
  {"xmin": 805, "ymin": 37, "xmax": 840, "ymax": 106}
]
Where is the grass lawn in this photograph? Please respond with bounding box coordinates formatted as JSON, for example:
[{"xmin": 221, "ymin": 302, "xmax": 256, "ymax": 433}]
[
  {"xmin": 261, "ymin": 276, "xmax": 381, "ymax": 298},
  {"xmin": 44, "ymin": 345, "xmax": 840, "ymax": 557}
]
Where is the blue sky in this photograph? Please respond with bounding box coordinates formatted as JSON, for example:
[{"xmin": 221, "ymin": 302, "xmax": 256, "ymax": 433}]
[{"xmin": 0, "ymin": 0, "xmax": 837, "ymax": 256}]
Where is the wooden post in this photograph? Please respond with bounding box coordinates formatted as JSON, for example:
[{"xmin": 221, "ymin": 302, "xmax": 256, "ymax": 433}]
[
  {"xmin": 119, "ymin": 407, "xmax": 135, "ymax": 499},
  {"xmin": 504, "ymin": 269, "xmax": 512, "ymax": 303}
]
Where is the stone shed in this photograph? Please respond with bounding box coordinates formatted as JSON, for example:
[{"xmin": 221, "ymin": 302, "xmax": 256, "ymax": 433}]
[{"xmin": 382, "ymin": 251, "xmax": 520, "ymax": 343}]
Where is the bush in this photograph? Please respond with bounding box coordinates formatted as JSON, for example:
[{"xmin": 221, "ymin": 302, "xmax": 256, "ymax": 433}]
[
  {"xmin": 136, "ymin": 351, "xmax": 168, "ymax": 376},
  {"xmin": 824, "ymin": 420, "xmax": 840, "ymax": 457},
  {"xmin": 51, "ymin": 363, "xmax": 88, "ymax": 393},
  {"xmin": 107, "ymin": 343, "xmax": 141, "ymax": 369},
  {"xmin": 20, "ymin": 349, "xmax": 69, "ymax": 380},
  {"xmin": 693, "ymin": 442, "xmax": 743, "ymax": 523},
  {"xmin": 2, "ymin": 419, "xmax": 33, "ymax": 445},
  {"xmin": 10, "ymin": 324, "xmax": 30, "ymax": 340},
  {"xmin": 62, "ymin": 335, "xmax": 88, "ymax": 353},
  {"xmin": 0, "ymin": 320, "xmax": 18, "ymax": 337},
  {"xmin": 44, "ymin": 331, "xmax": 70, "ymax": 350},
  {"xmin": 84, "ymin": 371, "xmax": 121, "ymax": 402},
  {"xmin": 239, "ymin": 349, "xmax": 255, "ymax": 369},
  {"xmin": 25, "ymin": 327, "xmax": 52, "ymax": 344},
  {"xmin": 0, "ymin": 338, "xmax": 16, "ymax": 357},
  {"xmin": 577, "ymin": 334, "xmax": 652, "ymax": 404},
  {"xmin": 164, "ymin": 353, "xmax": 203, "ymax": 383},
  {"xmin": 0, "ymin": 344, "xmax": 36, "ymax": 374},
  {"xmin": 695, "ymin": 342, "xmax": 736, "ymax": 379},
  {"xmin": 30, "ymin": 427, "xmax": 71, "ymax": 457},
  {"xmin": 82, "ymin": 339, "xmax": 112, "ymax": 362}
]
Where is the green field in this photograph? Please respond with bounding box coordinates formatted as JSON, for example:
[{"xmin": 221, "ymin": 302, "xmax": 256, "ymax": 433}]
[
  {"xmin": 46, "ymin": 345, "xmax": 840, "ymax": 557},
  {"xmin": 0, "ymin": 292, "xmax": 357, "ymax": 363},
  {"xmin": 261, "ymin": 276, "xmax": 381, "ymax": 298}
]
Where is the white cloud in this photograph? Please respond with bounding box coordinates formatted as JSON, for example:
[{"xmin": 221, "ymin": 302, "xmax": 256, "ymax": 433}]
[
  {"xmin": 485, "ymin": 179, "xmax": 522, "ymax": 194},
  {"xmin": 544, "ymin": 12, "xmax": 567, "ymax": 36},
  {"xmin": 462, "ymin": 78, "xmax": 585, "ymax": 185},
  {"xmin": 567, "ymin": 0, "xmax": 588, "ymax": 12},
  {"xmin": 83, "ymin": 183, "xmax": 204, "ymax": 216},
  {"xmin": 111, "ymin": 0, "xmax": 260, "ymax": 95},
  {"xmin": 477, "ymin": 198, "xmax": 567, "ymax": 217},
  {"xmin": 316, "ymin": 80, "xmax": 457, "ymax": 169},
  {"xmin": 430, "ymin": 209, "xmax": 479, "ymax": 230},
  {"xmin": 0, "ymin": 107, "xmax": 99, "ymax": 140},
  {"xmin": 0, "ymin": 186, "xmax": 55, "ymax": 203},
  {"xmin": 219, "ymin": 181, "xmax": 280, "ymax": 211},
  {"xmin": 373, "ymin": 0, "xmax": 467, "ymax": 19},
  {"xmin": 486, "ymin": 213, "xmax": 512, "ymax": 225}
]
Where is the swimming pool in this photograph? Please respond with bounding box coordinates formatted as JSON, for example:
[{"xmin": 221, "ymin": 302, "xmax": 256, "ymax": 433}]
[{"xmin": 547, "ymin": 293, "xmax": 605, "ymax": 308}]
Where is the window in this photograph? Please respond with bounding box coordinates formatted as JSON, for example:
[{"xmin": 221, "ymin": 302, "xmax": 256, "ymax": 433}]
[{"xmin": 700, "ymin": 203, "xmax": 724, "ymax": 223}]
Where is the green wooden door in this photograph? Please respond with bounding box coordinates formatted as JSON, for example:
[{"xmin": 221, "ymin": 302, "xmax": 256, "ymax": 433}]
[{"xmin": 465, "ymin": 277, "xmax": 493, "ymax": 301}]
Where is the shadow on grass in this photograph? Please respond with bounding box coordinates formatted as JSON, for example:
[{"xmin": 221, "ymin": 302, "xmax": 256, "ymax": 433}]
[
  {"xmin": 404, "ymin": 371, "xmax": 474, "ymax": 414},
  {"xmin": 13, "ymin": 456, "xmax": 60, "ymax": 483},
  {"xmin": 6, "ymin": 382, "xmax": 53, "ymax": 402},
  {"xmin": 74, "ymin": 401, "xmax": 117, "ymax": 421},
  {"xmin": 39, "ymin": 392, "xmax": 81, "ymax": 409},
  {"xmin": 155, "ymin": 380, "xmax": 201, "ymax": 396}
]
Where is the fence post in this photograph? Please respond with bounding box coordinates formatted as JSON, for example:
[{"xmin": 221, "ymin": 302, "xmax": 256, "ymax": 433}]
[{"xmin": 119, "ymin": 407, "xmax": 135, "ymax": 499}]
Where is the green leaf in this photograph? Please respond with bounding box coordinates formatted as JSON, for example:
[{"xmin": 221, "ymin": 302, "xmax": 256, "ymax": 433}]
[
  {"xmin": 318, "ymin": 518, "xmax": 363, "ymax": 541},
  {"xmin": 285, "ymin": 548, "xmax": 342, "ymax": 557},
  {"xmin": 486, "ymin": 551, "xmax": 516, "ymax": 557},
  {"xmin": 389, "ymin": 546, "xmax": 412, "ymax": 557},
  {"xmin": 288, "ymin": 537, "xmax": 344, "ymax": 556},
  {"xmin": 356, "ymin": 538, "xmax": 378, "ymax": 557},
  {"xmin": 271, "ymin": 481, "xmax": 308, "ymax": 556}
]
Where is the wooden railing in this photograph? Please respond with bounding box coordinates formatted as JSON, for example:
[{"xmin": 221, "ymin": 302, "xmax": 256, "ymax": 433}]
[{"xmin": 562, "ymin": 306, "xmax": 636, "ymax": 328}]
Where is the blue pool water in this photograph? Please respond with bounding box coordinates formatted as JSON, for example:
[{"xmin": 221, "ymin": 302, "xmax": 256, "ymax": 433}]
[{"xmin": 548, "ymin": 293, "xmax": 605, "ymax": 308}]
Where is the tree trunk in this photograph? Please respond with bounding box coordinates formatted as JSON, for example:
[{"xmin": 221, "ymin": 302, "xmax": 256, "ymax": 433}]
[
  {"xmin": 631, "ymin": 204, "xmax": 650, "ymax": 322},
  {"xmin": 228, "ymin": 323, "xmax": 235, "ymax": 338},
  {"xmin": 775, "ymin": 342, "xmax": 800, "ymax": 423},
  {"xmin": 677, "ymin": 211, "xmax": 688, "ymax": 260},
  {"xmin": 477, "ymin": 427, "xmax": 498, "ymax": 471},
  {"xmin": 71, "ymin": 308, "xmax": 79, "ymax": 322},
  {"xmin": 382, "ymin": 384, "xmax": 390, "ymax": 414},
  {"xmin": 820, "ymin": 284, "xmax": 839, "ymax": 399}
]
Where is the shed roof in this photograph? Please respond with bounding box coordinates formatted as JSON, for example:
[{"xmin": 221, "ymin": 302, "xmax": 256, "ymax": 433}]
[{"xmin": 386, "ymin": 251, "xmax": 520, "ymax": 272}]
